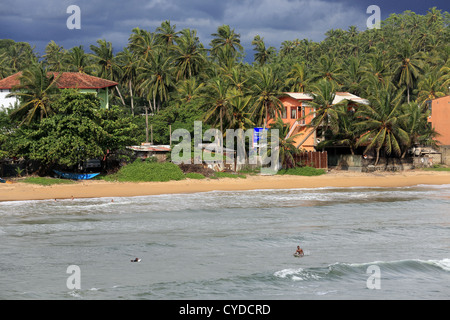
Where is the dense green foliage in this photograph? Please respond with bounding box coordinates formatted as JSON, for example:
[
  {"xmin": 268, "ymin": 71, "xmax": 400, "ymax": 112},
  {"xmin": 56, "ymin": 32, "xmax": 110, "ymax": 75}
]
[
  {"xmin": 0, "ymin": 8, "xmax": 449, "ymax": 171},
  {"xmin": 277, "ymin": 166, "xmax": 327, "ymax": 176},
  {"xmin": 3, "ymin": 90, "xmax": 138, "ymax": 171},
  {"xmin": 21, "ymin": 177, "xmax": 75, "ymax": 185},
  {"xmin": 103, "ymin": 159, "xmax": 186, "ymax": 182}
]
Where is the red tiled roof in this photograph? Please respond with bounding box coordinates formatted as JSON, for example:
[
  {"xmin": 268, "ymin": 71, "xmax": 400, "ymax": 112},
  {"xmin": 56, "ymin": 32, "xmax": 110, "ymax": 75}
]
[{"xmin": 0, "ymin": 72, "xmax": 118, "ymax": 90}]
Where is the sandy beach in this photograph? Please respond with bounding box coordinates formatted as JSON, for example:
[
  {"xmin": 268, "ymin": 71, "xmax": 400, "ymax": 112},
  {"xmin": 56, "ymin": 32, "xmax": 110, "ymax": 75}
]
[{"xmin": 1, "ymin": 169, "xmax": 450, "ymax": 202}]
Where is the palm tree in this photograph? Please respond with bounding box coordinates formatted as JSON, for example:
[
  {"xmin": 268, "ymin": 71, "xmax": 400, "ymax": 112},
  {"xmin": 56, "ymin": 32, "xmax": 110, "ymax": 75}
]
[
  {"xmin": 90, "ymin": 40, "xmax": 124, "ymax": 105},
  {"xmin": 64, "ymin": 46, "xmax": 90, "ymax": 73},
  {"xmin": 0, "ymin": 52, "xmax": 13, "ymax": 78},
  {"xmin": 210, "ymin": 25, "xmax": 243, "ymax": 59},
  {"xmin": 251, "ymin": 35, "xmax": 276, "ymax": 65},
  {"xmin": 355, "ymin": 88, "xmax": 410, "ymax": 165},
  {"xmin": 43, "ymin": 41, "xmax": 66, "ymax": 72},
  {"xmin": 437, "ymin": 62, "xmax": 450, "ymax": 95},
  {"xmin": 155, "ymin": 20, "xmax": 180, "ymax": 49},
  {"xmin": 342, "ymin": 56, "xmax": 364, "ymax": 95},
  {"xmin": 203, "ymin": 77, "xmax": 232, "ymax": 135},
  {"xmin": 269, "ymin": 117, "xmax": 301, "ymax": 169},
  {"xmin": 227, "ymin": 90, "xmax": 254, "ymax": 130},
  {"xmin": 137, "ymin": 50, "xmax": 175, "ymax": 113},
  {"xmin": 399, "ymin": 102, "xmax": 438, "ymax": 155},
  {"xmin": 89, "ymin": 40, "xmax": 122, "ymax": 81},
  {"xmin": 225, "ymin": 66, "xmax": 249, "ymax": 94},
  {"xmin": 172, "ymin": 29, "xmax": 207, "ymax": 80},
  {"xmin": 128, "ymin": 27, "xmax": 159, "ymax": 61},
  {"xmin": 116, "ymin": 48, "xmax": 138, "ymax": 115},
  {"xmin": 295, "ymin": 79, "xmax": 347, "ymax": 149},
  {"xmin": 415, "ymin": 71, "xmax": 447, "ymax": 104},
  {"xmin": 285, "ymin": 62, "xmax": 311, "ymax": 92},
  {"xmin": 8, "ymin": 63, "xmax": 60, "ymax": 125},
  {"xmin": 172, "ymin": 77, "xmax": 205, "ymax": 106},
  {"xmin": 250, "ymin": 66, "xmax": 283, "ymax": 128},
  {"xmin": 310, "ymin": 54, "xmax": 343, "ymax": 85},
  {"xmin": 360, "ymin": 51, "xmax": 392, "ymax": 95},
  {"xmin": 7, "ymin": 42, "xmax": 36, "ymax": 72},
  {"xmin": 392, "ymin": 41, "xmax": 425, "ymax": 103},
  {"xmin": 317, "ymin": 104, "xmax": 361, "ymax": 155}
]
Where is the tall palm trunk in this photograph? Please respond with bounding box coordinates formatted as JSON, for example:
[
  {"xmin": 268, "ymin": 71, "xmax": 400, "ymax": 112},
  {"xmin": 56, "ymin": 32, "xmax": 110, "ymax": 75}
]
[
  {"xmin": 295, "ymin": 114, "xmax": 325, "ymax": 148},
  {"xmin": 129, "ymin": 79, "xmax": 134, "ymax": 116},
  {"xmin": 115, "ymin": 86, "xmax": 125, "ymax": 107}
]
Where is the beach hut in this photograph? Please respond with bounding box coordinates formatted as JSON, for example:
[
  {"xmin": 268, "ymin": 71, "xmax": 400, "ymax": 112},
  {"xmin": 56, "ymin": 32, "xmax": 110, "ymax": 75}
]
[{"xmin": 127, "ymin": 143, "xmax": 171, "ymax": 162}]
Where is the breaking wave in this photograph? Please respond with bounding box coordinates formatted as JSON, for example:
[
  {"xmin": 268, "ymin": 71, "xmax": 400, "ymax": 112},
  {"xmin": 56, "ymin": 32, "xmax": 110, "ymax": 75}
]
[{"xmin": 274, "ymin": 258, "xmax": 450, "ymax": 282}]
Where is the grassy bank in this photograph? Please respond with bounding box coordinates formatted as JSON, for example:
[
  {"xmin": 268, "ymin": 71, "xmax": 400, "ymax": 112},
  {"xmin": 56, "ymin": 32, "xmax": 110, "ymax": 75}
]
[
  {"xmin": 422, "ymin": 166, "xmax": 450, "ymax": 172},
  {"xmin": 276, "ymin": 166, "xmax": 327, "ymax": 176},
  {"xmin": 102, "ymin": 160, "xmax": 186, "ymax": 182},
  {"xmin": 17, "ymin": 162, "xmax": 327, "ymax": 184},
  {"xmin": 21, "ymin": 177, "xmax": 76, "ymax": 185},
  {"xmin": 103, "ymin": 160, "xmax": 250, "ymax": 182}
]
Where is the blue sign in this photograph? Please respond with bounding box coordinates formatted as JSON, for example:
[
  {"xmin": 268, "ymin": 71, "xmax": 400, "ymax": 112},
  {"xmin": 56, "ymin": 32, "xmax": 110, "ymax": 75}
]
[{"xmin": 253, "ymin": 127, "xmax": 268, "ymax": 148}]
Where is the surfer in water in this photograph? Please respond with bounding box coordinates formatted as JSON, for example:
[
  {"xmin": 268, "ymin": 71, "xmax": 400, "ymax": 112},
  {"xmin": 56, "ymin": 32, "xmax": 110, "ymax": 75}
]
[{"xmin": 294, "ymin": 246, "xmax": 304, "ymax": 257}]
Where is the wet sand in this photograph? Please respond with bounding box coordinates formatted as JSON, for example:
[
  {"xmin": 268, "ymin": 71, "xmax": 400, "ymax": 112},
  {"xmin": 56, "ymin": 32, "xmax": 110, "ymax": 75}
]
[{"xmin": 2, "ymin": 169, "xmax": 450, "ymax": 202}]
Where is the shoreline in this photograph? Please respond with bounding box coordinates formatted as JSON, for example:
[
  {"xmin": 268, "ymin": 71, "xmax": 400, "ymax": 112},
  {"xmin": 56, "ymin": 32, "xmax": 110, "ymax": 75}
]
[{"xmin": 1, "ymin": 170, "xmax": 450, "ymax": 202}]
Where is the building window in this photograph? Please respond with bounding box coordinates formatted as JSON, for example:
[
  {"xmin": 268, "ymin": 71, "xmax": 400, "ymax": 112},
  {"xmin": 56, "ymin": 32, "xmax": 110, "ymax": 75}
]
[
  {"xmin": 298, "ymin": 105, "xmax": 306, "ymax": 124},
  {"xmin": 425, "ymin": 100, "xmax": 432, "ymax": 116},
  {"xmin": 291, "ymin": 106, "xmax": 297, "ymax": 119},
  {"xmin": 281, "ymin": 107, "xmax": 287, "ymax": 119}
]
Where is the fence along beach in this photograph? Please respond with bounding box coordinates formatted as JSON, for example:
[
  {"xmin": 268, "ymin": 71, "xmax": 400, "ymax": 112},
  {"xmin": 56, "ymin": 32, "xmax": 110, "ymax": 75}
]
[{"xmin": 1, "ymin": 170, "xmax": 450, "ymax": 202}]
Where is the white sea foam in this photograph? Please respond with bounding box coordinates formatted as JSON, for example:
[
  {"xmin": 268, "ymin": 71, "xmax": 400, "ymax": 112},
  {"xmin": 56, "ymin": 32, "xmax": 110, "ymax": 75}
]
[
  {"xmin": 274, "ymin": 268, "xmax": 322, "ymax": 281},
  {"xmin": 428, "ymin": 258, "xmax": 450, "ymax": 272}
]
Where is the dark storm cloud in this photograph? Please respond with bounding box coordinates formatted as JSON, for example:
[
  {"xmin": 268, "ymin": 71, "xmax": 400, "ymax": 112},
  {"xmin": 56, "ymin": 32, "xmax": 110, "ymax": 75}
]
[{"xmin": 0, "ymin": 0, "xmax": 448, "ymax": 56}]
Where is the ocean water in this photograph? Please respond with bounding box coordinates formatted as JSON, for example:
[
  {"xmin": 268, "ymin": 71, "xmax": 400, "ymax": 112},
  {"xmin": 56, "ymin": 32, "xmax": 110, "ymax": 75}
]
[{"xmin": 0, "ymin": 184, "xmax": 449, "ymax": 300}]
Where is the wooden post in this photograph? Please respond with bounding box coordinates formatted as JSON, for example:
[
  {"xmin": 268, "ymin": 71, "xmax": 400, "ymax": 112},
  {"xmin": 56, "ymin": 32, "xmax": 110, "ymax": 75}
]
[{"xmin": 169, "ymin": 124, "xmax": 172, "ymax": 146}]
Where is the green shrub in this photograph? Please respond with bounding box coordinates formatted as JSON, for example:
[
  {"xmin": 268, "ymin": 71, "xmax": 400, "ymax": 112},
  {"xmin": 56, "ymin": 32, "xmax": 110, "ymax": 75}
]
[
  {"xmin": 103, "ymin": 159, "xmax": 186, "ymax": 182},
  {"xmin": 214, "ymin": 171, "xmax": 246, "ymax": 179},
  {"xmin": 22, "ymin": 177, "xmax": 76, "ymax": 185},
  {"xmin": 276, "ymin": 166, "xmax": 326, "ymax": 176},
  {"xmin": 185, "ymin": 172, "xmax": 206, "ymax": 179},
  {"xmin": 423, "ymin": 166, "xmax": 450, "ymax": 171}
]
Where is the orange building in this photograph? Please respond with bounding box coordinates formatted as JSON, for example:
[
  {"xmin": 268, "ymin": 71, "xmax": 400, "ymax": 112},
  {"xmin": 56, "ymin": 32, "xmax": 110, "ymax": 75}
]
[
  {"xmin": 268, "ymin": 92, "xmax": 368, "ymax": 151},
  {"xmin": 428, "ymin": 95, "xmax": 450, "ymax": 146}
]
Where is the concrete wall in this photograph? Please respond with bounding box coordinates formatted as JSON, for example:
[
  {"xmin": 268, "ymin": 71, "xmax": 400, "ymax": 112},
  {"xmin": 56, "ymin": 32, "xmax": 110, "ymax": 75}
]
[
  {"xmin": 329, "ymin": 154, "xmax": 362, "ymax": 171},
  {"xmin": 440, "ymin": 146, "xmax": 450, "ymax": 166},
  {"xmin": 329, "ymin": 154, "xmax": 416, "ymax": 172}
]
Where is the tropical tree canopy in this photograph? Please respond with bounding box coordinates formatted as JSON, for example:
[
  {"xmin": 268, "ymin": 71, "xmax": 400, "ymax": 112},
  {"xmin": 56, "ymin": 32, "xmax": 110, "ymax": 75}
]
[{"xmin": 0, "ymin": 7, "xmax": 448, "ymax": 168}]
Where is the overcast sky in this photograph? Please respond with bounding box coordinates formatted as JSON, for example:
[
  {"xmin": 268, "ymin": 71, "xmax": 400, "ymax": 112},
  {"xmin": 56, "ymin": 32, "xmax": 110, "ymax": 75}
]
[{"xmin": 0, "ymin": 0, "xmax": 448, "ymax": 61}]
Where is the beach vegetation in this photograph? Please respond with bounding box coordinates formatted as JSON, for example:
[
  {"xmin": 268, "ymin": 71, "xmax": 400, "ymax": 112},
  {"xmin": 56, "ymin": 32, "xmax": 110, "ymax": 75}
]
[
  {"xmin": 214, "ymin": 171, "xmax": 246, "ymax": 179},
  {"xmin": 4, "ymin": 90, "xmax": 138, "ymax": 173},
  {"xmin": 103, "ymin": 159, "xmax": 186, "ymax": 182},
  {"xmin": 276, "ymin": 166, "xmax": 326, "ymax": 176},
  {"xmin": 8, "ymin": 63, "xmax": 60, "ymax": 126},
  {"xmin": 21, "ymin": 176, "xmax": 75, "ymax": 185},
  {"xmin": 423, "ymin": 165, "xmax": 450, "ymax": 171}
]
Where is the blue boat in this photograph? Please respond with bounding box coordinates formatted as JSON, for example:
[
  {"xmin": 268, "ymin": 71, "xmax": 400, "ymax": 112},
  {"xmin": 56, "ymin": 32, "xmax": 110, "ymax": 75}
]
[
  {"xmin": 0, "ymin": 177, "xmax": 5, "ymax": 183},
  {"xmin": 53, "ymin": 170, "xmax": 100, "ymax": 180}
]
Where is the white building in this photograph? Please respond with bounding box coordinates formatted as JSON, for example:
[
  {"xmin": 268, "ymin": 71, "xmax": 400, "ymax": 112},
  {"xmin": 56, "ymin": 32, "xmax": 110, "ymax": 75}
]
[{"xmin": 0, "ymin": 88, "xmax": 18, "ymax": 110}]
